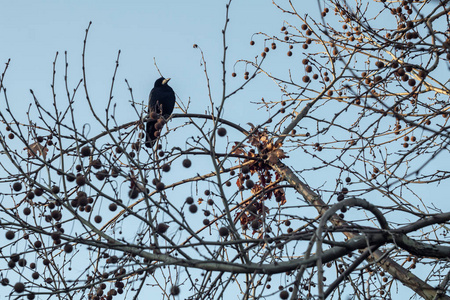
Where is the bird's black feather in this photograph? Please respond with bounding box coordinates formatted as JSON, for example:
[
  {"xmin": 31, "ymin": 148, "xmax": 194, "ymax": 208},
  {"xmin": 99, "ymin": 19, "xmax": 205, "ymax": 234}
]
[{"xmin": 145, "ymin": 77, "xmax": 175, "ymax": 147}]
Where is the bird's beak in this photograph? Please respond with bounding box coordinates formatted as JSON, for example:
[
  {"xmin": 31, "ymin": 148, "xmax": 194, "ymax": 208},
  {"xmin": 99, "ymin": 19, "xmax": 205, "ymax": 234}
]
[{"xmin": 162, "ymin": 78, "xmax": 171, "ymax": 85}]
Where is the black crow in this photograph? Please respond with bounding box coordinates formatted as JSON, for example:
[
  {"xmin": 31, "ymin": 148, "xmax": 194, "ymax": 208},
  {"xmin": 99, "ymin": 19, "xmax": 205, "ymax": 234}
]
[{"xmin": 145, "ymin": 77, "xmax": 176, "ymax": 147}]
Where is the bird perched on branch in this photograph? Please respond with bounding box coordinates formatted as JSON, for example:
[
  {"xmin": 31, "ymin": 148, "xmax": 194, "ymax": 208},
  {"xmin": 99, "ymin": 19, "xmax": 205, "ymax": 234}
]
[{"xmin": 145, "ymin": 77, "xmax": 175, "ymax": 147}]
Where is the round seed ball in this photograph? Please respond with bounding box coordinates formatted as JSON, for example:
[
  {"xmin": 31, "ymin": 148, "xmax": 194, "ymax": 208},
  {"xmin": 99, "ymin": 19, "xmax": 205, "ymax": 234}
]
[
  {"xmin": 182, "ymin": 159, "xmax": 192, "ymax": 168},
  {"xmin": 157, "ymin": 223, "xmax": 169, "ymax": 234},
  {"xmin": 64, "ymin": 244, "xmax": 73, "ymax": 253},
  {"xmin": 23, "ymin": 207, "xmax": 31, "ymax": 216},
  {"xmin": 81, "ymin": 146, "xmax": 91, "ymax": 157},
  {"xmin": 162, "ymin": 163, "xmax": 171, "ymax": 172},
  {"xmin": 156, "ymin": 182, "xmax": 165, "ymax": 191},
  {"xmin": 94, "ymin": 215, "xmax": 102, "ymax": 223},
  {"xmin": 109, "ymin": 203, "xmax": 117, "ymax": 212},
  {"xmin": 14, "ymin": 282, "xmax": 25, "ymax": 293},
  {"xmin": 189, "ymin": 204, "xmax": 198, "ymax": 213},
  {"xmin": 13, "ymin": 182, "xmax": 22, "ymax": 192},
  {"xmin": 280, "ymin": 290, "xmax": 289, "ymax": 299},
  {"xmin": 185, "ymin": 197, "xmax": 194, "ymax": 204},
  {"xmin": 217, "ymin": 127, "xmax": 227, "ymax": 137},
  {"xmin": 219, "ymin": 227, "xmax": 229, "ymax": 237},
  {"xmin": 5, "ymin": 230, "xmax": 15, "ymax": 240},
  {"xmin": 170, "ymin": 286, "xmax": 180, "ymax": 295}
]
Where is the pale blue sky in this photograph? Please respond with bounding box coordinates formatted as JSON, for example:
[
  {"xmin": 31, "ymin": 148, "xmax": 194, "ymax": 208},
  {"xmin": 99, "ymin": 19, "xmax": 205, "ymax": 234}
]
[
  {"xmin": 0, "ymin": 1, "xmax": 318, "ymax": 299},
  {"xmin": 0, "ymin": 0, "xmax": 293, "ymax": 117},
  {"xmin": 3, "ymin": 1, "xmax": 436, "ymax": 299}
]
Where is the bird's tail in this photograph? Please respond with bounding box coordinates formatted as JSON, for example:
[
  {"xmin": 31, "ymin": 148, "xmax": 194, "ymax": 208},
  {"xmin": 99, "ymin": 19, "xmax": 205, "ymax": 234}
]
[{"xmin": 145, "ymin": 120, "xmax": 157, "ymax": 148}]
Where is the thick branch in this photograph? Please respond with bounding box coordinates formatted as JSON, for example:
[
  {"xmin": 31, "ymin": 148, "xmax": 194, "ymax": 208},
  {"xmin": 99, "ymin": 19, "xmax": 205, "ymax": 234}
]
[{"xmin": 270, "ymin": 160, "xmax": 450, "ymax": 300}]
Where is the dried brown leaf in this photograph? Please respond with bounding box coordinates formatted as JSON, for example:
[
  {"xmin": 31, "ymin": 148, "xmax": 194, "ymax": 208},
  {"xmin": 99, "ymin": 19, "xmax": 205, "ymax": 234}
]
[
  {"xmin": 25, "ymin": 142, "xmax": 48, "ymax": 159},
  {"xmin": 267, "ymin": 149, "xmax": 288, "ymax": 164}
]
